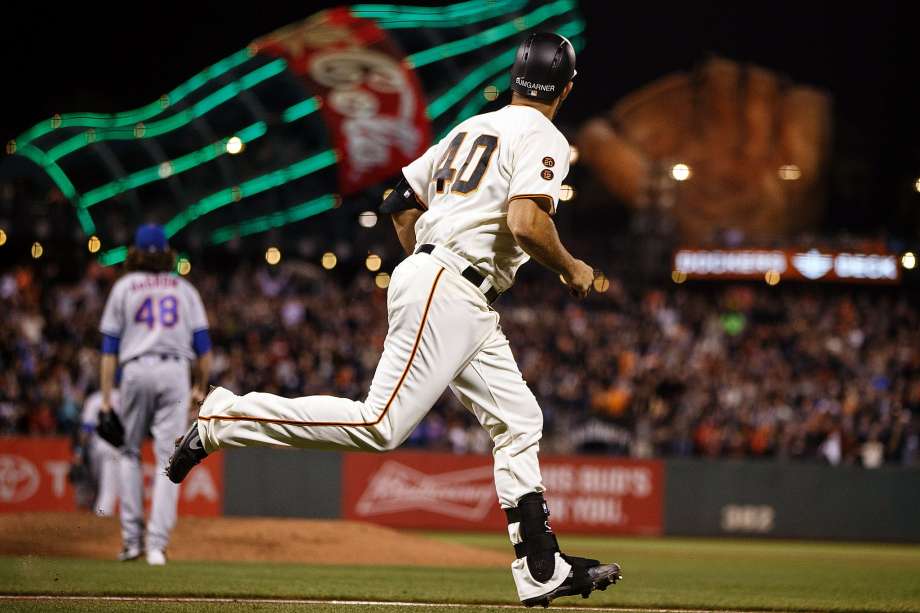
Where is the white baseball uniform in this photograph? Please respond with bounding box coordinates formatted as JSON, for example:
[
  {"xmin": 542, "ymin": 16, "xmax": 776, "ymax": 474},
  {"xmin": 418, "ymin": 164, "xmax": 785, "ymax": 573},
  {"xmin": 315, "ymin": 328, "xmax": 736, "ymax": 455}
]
[
  {"xmin": 100, "ymin": 272, "xmax": 210, "ymax": 553},
  {"xmin": 81, "ymin": 390, "xmax": 121, "ymax": 517},
  {"xmin": 196, "ymin": 104, "xmax": 572, "ymax": 599}
]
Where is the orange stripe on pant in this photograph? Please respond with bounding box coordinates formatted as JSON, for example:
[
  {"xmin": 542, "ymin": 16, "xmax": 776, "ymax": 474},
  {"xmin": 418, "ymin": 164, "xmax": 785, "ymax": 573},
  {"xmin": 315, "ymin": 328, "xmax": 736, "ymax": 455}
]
[{"xmin": 198, "ymin": 268, "xmax": 445, "ymax": 428}]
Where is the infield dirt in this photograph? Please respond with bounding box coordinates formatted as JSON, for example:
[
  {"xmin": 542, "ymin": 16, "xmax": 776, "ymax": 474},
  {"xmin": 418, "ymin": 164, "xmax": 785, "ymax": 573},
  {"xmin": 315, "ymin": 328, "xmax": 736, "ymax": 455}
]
[{"xmin": 0, "ymin": 513, "xmax": 508, "ymax": 567}]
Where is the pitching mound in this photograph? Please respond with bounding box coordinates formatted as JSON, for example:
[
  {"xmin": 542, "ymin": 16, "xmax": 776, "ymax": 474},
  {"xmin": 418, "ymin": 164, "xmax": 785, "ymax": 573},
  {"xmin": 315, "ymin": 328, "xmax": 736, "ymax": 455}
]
[{"xmin": 0, "ymin": 513, "xmax": 508, "ymax": 567}]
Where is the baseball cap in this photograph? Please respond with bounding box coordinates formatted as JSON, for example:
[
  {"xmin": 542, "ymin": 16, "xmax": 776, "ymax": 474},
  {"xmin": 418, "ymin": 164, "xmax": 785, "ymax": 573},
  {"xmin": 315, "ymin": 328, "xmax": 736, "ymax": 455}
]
[{"xmin": 134, "ymin": 224, "xmax": 168, "ymax": 252}]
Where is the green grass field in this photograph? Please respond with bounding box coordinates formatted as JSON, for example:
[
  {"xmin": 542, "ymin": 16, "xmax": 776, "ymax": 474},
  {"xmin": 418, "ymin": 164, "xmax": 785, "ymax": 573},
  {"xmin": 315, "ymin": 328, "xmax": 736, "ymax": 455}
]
[{"xmin": 2, "ymin": 532, "xmax": 919, "ymax": 613}]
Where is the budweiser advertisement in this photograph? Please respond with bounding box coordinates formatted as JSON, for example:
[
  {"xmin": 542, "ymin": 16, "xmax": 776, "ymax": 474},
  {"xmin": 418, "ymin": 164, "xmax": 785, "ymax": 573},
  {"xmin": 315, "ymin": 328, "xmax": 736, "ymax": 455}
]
[
  {"xmin": 342, "ymin": 451, "xmax": 663, "ymax": 535},
  {"xmin": 673, "ymin": 248, "xmax": 900, "ymax": 283},
  {"xmin": 0, "ymin": 437, "xmax": 222, "ymax": 516}
]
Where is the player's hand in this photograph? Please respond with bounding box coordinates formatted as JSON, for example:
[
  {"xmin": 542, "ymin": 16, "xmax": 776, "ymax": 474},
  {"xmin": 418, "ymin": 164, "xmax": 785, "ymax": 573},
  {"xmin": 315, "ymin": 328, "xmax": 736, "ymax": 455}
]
[
  {"xmin": 563, "ymin": 259, "xmax": 595, "ymax": 298},
  {"xmin": 190, "ymin": 386, "xmax": 206, "ymax": 407}
]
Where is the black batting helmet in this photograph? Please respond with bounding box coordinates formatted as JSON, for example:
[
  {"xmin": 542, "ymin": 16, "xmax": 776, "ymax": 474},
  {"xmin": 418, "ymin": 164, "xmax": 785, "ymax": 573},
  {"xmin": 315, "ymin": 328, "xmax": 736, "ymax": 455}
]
[{"xmin": 510, "ymin": 31, "xmax": 577, "ymax": 102}]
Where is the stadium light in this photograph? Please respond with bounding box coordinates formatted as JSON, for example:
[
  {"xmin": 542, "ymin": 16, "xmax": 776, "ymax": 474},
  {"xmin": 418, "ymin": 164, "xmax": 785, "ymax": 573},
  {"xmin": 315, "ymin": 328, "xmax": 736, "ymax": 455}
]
[
  {"xmin": 375, "ymin": 272, "xmax": 391, "ymax": 289},
  {"xmin": 0, "ymin": 229, "xmax": 6, "ymax": 246},
  {"xmin": 87, "ymin": 235, "xmax": 101, "ymax": 253},
  {"xmin": 903, "ymin": 252, "xmax": 917, "ymax": 270},
  {"xmin": 671, "ymin": 270, "xmax": 687, "ymax": 284},
  {"xmin": 265, "ymin": 247, "xmax": 281, "ymax": 265},
  {"xmin": 158, "ymin": 162, "xmax": 173, "ymax": 178},
  {"xmin": 359, "ymin": 211, "xmax": 378, "ymax": 228},
  {"xmin": 366, "ymin": 254, "xmax": 382, "ymax": 272},
  {"xmin": 226, "ymin": 136, "xmax": 244, "ymax": 155},
  {"xmin": 765, "ymin": 270, "xmax": 781, "ymax": 285},
  {"xmin": 31, "ymin": 242, "xmax": 43, "ymax": 259},
  {"xmin": 483, "ymin": 85, "xmax": 499, "ymax": 101},
  {"xmin": 321, "ymin": 252, "xmax": 337, "ymax": 270},
  {"xmin": 593, "ymin": 273, "xmax": 610, "ymax": 293},
  {"xmin": 779, "ymin": 164, "xmax": 802, "ymax": 181},
  {"xmin": 671, "ymin": 163, "xmax": 691, "ymax": 181},
  {"xmin": 559, "ymin": 184, "xmax": 575, "ymax": 202},
  {"xmin": 569, "ymin": 145, "xmax": 579, "ymax": 164},
  {"xmin": 915, "ymin": 177, "xmax": 920, "ymax": 193},
  {"xmin": 5, "ymin": 140, "xmax": 15, "ymax": 155},
  {"xmin": 177, "ymin": 257, "xmax": 192, "ymax": 275}
]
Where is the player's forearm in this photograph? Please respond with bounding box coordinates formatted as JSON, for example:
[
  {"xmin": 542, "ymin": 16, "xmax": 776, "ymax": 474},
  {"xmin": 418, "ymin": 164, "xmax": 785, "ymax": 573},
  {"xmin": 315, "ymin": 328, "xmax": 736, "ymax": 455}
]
[
  {"xmin": 391, "ymin": 209, "xmax": 423, "ymax": 255},
  {"xmin": 99, "ymin": 354, "xmax": 117, "ymax": 411},
  {"xmin": 508, "ymin": 201, "xmax": 579, "ymax": 278},
  {"xmin": 194, "ymin": 352, "xmax": 212, "ymax": 392}
]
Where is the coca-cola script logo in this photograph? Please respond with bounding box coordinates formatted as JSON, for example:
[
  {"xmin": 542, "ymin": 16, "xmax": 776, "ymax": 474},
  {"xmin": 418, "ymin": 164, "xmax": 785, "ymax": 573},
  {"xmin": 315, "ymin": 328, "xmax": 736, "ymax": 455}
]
[
  {"xmin": 0, "ymin": 454, "xmax": 40, "ymax": 503},
  {"xmin": 355, "ymin": 461, "xmax": 495, "ymax": 520}
]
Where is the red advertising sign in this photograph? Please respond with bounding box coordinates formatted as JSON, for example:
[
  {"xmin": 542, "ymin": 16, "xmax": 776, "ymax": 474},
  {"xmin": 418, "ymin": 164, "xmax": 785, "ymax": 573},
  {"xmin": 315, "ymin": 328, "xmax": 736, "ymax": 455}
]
[
  {"xmin": 255, "ymin": 8, "xmax": 431, "ymax": 195},
  {"xmin": 673, "ymin": 248, "xmax": 901, "ymax": 283},
  {"xmin": 342, "ymin": 451, "xmax": 663, "ymax": 535},
  {"xmin": 0, "ymin": 437, "xmax": 222, "ymax": 516}
]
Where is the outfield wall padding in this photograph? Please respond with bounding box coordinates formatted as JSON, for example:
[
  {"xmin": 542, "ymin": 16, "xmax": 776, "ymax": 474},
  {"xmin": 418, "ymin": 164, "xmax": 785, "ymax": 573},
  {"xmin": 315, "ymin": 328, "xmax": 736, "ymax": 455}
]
[
  {"xmin": 222, "ymin": 449, "xmax": 341, "ymax": 518},
  {"xmin": 664, "ymin": 459, "xmax": 920, "ymax": 542}
]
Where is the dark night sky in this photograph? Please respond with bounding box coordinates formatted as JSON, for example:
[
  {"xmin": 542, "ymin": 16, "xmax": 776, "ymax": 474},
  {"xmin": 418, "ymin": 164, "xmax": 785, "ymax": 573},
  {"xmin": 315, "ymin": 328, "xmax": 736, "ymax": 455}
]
[{"xmin": 3, "ymin": 1, "xmax": 917, "ymax": 233}]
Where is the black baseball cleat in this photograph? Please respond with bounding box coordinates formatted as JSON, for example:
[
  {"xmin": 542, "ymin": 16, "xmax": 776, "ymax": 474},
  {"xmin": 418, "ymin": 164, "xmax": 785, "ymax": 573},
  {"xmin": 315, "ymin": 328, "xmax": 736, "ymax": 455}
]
[
  {"xmin": 166, "ymin": 422, "xmax": 207, "ymax": 484},
  {"xmin": 522, "ymin": 555, "xmax": 622, "ymax": 608}
]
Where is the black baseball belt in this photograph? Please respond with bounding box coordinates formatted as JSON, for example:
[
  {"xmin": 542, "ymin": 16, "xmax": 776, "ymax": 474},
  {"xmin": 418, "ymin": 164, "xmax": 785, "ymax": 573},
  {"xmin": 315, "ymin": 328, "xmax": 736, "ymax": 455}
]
[{"xmin": 415, "ymin": 243, "xmax": 501, "ymax": 304}]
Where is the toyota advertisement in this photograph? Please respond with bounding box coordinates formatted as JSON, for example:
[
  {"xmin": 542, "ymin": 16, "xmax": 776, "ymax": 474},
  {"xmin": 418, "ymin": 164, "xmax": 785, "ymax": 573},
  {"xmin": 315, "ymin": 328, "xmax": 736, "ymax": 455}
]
[
  {"xmin": 0, "ymin": 437, "xmax": 223, "ymax": 516},
  {"xmin": 342, "ymin": 451, "xmax": 663, "ymax": 535}
]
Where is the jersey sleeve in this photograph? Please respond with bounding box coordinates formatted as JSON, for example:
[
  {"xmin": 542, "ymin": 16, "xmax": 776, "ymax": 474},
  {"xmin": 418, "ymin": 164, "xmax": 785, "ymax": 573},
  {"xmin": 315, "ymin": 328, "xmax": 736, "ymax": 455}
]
[
  {"xmin": 401, "ymin": 143, "xmax": 440, "ymax": 208},
  {"xmin": 99, "ymin": 282, "xmax": 125, "ymax": 337},
  {"xmin": 508, "ymin": 128, "xmax": 570, "ymax": 215}
]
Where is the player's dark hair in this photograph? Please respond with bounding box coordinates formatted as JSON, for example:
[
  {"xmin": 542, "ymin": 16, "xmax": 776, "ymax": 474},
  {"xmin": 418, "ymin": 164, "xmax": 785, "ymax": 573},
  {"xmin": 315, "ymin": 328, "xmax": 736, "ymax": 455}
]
[{"xmin": 124, "ymin": 247, "xmax": 177, "ymax": 273}]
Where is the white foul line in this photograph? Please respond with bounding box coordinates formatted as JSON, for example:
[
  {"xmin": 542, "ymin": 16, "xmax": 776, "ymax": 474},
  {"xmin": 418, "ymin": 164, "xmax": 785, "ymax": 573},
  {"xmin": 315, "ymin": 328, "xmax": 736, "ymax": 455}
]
[{"xmin": 0, "ymin": 595, "xmax": 768, "ymax": 613}]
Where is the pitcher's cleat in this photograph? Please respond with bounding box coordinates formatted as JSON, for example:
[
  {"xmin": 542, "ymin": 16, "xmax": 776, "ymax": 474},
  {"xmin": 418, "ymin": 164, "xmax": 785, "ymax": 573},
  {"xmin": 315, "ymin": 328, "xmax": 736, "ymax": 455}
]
[
  {"xmin": 146, "ymin": 549, "xmax": 167, "ymax": 566},
  {"xmin": 117, "ymin": 546, "xmax": 143, "ymax": 562},
  {"xmin": 522, "ymin": 556, "xmax": 621, "ymax": 608}
]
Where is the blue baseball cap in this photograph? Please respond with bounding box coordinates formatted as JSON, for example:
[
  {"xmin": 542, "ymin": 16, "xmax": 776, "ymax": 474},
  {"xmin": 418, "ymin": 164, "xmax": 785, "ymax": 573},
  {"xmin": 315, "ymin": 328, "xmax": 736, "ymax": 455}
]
[{"xmin": 134, "ymin": 224, "xmax": 168, "ymax": 251}]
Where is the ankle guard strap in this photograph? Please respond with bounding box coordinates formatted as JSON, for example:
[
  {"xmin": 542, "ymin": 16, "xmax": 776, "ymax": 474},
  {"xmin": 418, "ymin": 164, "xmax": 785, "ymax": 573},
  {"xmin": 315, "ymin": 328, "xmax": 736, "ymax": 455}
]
[{"xmin": 506, "ymin": 492, "xmax": 559, "ymax": 583}]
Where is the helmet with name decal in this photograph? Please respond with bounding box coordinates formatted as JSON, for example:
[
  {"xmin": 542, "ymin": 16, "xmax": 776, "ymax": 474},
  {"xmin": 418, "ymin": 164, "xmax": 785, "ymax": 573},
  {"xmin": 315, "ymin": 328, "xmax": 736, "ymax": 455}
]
[{"xmin": 510, "ymin": 31, "xmax": 577, "ymax": 102}]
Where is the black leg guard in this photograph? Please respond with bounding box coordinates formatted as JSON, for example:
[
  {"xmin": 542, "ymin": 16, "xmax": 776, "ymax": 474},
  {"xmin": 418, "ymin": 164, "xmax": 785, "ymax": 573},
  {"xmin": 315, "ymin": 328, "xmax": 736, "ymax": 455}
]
[{"xmin": 505, "ymin": 492, "xmax": 559, "ymax": 583}]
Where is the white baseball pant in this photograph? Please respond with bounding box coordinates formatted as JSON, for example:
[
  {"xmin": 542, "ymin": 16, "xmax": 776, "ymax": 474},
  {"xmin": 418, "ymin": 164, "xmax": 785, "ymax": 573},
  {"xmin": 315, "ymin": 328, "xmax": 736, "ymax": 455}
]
[{"xmin": 198, "ymin": 249, "xmax": 546, "ymax": 508}]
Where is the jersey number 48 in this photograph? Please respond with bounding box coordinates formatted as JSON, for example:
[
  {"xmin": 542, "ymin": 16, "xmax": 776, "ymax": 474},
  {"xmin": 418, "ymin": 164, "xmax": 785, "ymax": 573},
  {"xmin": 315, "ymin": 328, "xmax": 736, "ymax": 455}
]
[{"xmin": 135, "ymin": 295, "xmax": 179, "ymax": 329}]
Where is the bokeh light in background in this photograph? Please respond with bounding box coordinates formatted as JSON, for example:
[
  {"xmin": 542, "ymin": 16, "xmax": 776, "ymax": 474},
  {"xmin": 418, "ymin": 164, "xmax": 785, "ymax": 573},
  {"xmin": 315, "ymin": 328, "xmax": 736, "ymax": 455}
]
[
  {"xmin": 0, "ymin": 229, "xmax": 6, "ymax": 246},
  {"xmin": 158, "ymin": 162, "xmax": 173, "ymax": 178},
  {"xmin": 671, "ymin": 270, "xmax": 687, "ymax": 284},
  {"xmin": 31, "ymin": 242, "xmax": 43, "ymax": 259},
  {"xmin": 375, "ymin": 272, "xmax": 391, "ymax": 289},
  {"xmin": 483, "ymin": 85, "xmax": 499, "ymax": 101},
  {"xmin": 365, "ymin": 254, "xmax": 382, "ymax": 272},
  {"xmin": 321, "ymin": 252, "xmax": 337, "ymax": 270},
  {"xmin": 226, "ymin": 136, "xmax": 244, "ymax": 155},
  {"xmin": 559, "ymin": 184, "xmax": 575, "ymax": 202},
  {"xmin": 358, "ymin": 211, "xmax": 378, "ymax": 228},
  {"xmin": 593, "ymin": 273, "xmax": 610, "ymax": 292},
  {"xmin": 177, "ymin": 257, "xmax": 191, "ymax": 275},
  {"xmin": 915, "ymin": 177, "xmax": 920, "ymax": 193},
  {"xmin": 903, "ymin": 252, "xmax": 916, "ymax": 270},
  {"xmin": 265, "ymin": 247, "xmax": 281, "ymax": 265},
  {"xmin": 671, "ymin": 163, "xmax": 691, "ymax": 181},
  {"xmin": 5, "ymin": 140, "xmax": 14, "ymax": 155},
  {"xmin": 87, "ymin": 235, "xmax": 101, "ymax": 253},
  {"xmin": 569, "ymin": 145, "xmax": 579, "ymax": 164},
  {"xmin": 778, "ymin": 164, "xmax": 802, "ymax": 181},
  {"xmin": 765, "ymin": 270, "xmax": 781, "ymax": 285}
]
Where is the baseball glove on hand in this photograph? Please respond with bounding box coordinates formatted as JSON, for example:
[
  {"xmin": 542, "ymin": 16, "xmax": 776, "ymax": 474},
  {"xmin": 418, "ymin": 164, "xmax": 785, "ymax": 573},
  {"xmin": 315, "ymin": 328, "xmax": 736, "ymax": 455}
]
[{"xmin": 96, "ymin": 410, "xmax": 125, "ymax": 448}]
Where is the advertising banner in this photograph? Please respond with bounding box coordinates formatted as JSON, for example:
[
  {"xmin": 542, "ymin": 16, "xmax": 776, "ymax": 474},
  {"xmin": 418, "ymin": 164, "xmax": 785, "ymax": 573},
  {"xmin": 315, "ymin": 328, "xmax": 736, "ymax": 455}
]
[
  {"xmin": 255, "ymin": 7, "xmax": 431, "ymax": 195},
  {"xmin": 342, "ymin": 451, "xmax": 663, "ymax": 535},
  {"xmin": 673, "ymin": 248, "xmax": 900, "ymax": 283},
  {"xmin": 0, "ymin": 437, "xmax": 222, "ymax": 516}
]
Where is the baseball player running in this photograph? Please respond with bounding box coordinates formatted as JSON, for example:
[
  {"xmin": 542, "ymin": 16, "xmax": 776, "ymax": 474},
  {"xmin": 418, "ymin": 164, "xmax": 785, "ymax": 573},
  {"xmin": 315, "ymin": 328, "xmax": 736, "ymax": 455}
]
[
  {"xmin": 169, "ymin": 33, "xmax": 621, "ymax": 606},
  {"xmin": 99, "ymin": 224, "xmax": 212, "ymax": 565}
]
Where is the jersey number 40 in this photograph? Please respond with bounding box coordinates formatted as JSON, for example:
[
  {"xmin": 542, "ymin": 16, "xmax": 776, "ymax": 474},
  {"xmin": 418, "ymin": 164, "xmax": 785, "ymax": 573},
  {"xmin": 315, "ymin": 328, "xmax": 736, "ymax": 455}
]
[
  {"xmin": 434, "ymin": 132, "xmax": 498, "ymax": 195},
  {"xmin": 135, "ymin": 295, "xmax": 179, "ymax": 329}
]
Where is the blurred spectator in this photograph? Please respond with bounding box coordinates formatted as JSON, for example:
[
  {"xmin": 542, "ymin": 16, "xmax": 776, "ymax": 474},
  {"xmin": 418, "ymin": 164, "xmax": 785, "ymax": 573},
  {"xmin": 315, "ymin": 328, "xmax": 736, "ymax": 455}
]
[{"xmin": 1, "ymin": 262, "xmax": 917, "ymax": 468}]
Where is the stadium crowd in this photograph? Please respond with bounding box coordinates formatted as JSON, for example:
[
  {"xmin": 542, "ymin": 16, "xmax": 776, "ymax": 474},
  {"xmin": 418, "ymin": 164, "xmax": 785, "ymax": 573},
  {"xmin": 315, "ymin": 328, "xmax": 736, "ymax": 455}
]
[{"xmin": 1, "ymin": 260, "xmax": 918, "ymax": 467}]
